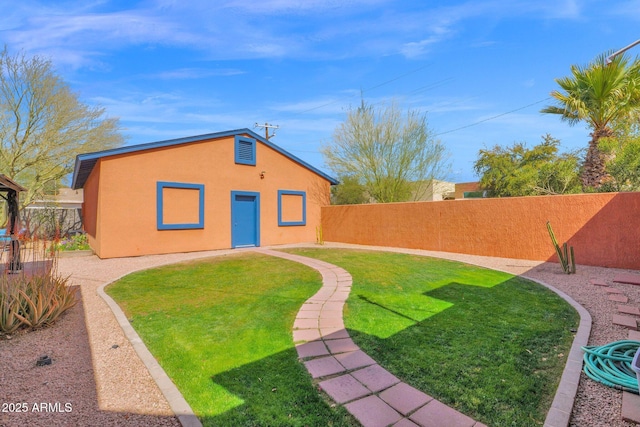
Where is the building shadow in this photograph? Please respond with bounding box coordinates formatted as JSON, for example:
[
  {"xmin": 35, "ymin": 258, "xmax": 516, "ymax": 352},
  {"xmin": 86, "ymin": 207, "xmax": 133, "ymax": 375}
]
[
  {"xmin": 203, "ymin": 347, "xmax": 357, "ymax": 427},
  {"xmin": 346, "ymin": 278, "xmax": 578, "ymax": 426}
]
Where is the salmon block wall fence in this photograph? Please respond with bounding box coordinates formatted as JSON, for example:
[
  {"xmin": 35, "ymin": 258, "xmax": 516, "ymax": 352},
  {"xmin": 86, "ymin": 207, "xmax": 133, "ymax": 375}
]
[
  {"xmin": 71, "ymin": 129, "xmax": 337, "ymax": 258},
  {"xmin": 321, "ymin": 192, "xmax": 640, "ymax": 270}
]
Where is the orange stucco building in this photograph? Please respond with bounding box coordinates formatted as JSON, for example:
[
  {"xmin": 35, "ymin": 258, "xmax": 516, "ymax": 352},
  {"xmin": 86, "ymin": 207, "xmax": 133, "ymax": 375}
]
[{"xmin": 72, "ymin": 129, "xmax": 337, "ymax": 258}]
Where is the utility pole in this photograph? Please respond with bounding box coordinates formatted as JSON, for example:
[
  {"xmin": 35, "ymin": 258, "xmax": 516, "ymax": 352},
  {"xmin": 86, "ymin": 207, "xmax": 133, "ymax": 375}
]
[{"xmin": 254, "ymin": 122, "xmax": 279, "ymax": 140}]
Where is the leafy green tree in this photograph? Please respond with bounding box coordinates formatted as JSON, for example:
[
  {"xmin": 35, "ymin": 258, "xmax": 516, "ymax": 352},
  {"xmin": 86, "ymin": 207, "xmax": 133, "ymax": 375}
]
[
  {"xmin": 541, "ymin": 52, "xmax": 640, "ymax": 189},
  {"xmin": 474, "ymin": 134, "xmax": 582, "ymax": 197},
  {"xmin": 598, "ymin": 115, "xmax": 640, "ymax": 192},
  {"xmin": 322, "ymin": 100, "xmax": 449, "ymax": 203},
  {"xmin": 0, "ymin": 47, "xmax": 125, "ymax": 207},
  {"xmin": 331, "ymin": 174, "xmax": 368, "ymax": 205}
]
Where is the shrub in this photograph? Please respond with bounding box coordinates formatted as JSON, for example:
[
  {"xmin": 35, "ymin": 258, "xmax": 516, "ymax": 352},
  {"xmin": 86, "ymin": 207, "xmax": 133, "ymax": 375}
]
[
  {"xmin": 0, "ymin": 236, "xmax": 77, "ymax": 334},
  {"xmin": 57, "ymin": 233, "xmax": 90, "ymax": 251}
]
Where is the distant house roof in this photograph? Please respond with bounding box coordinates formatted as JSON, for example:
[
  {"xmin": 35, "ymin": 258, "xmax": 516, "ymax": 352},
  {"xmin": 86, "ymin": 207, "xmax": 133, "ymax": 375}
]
[{"xmin": 71, "ymin": 128, "xmax": 338, "ymax": 189}]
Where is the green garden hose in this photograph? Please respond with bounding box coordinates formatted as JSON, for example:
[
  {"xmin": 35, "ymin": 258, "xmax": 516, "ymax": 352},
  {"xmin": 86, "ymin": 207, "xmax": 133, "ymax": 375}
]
[{"xmin": 582, "ymin": 340, "xmax": 640, "ymax": 393}]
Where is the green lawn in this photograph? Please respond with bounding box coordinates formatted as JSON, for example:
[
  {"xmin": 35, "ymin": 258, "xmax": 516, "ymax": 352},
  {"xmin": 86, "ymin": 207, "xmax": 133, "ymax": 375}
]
[
  {"xmin": 105, "ymin": 253, "xmax": 357, "ymax": 427},
  {"xmin": 106, "ymin": 248, "xmax": 578, "ymax": 427},
  {"xmin": 285, "ymin": 248, "xmax": 579, "ymax": 427}
]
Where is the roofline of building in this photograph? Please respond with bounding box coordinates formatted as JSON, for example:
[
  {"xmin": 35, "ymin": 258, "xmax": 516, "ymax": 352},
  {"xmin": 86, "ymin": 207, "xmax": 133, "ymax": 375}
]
[{"xmin": 71, "ymin": 128, "xmax": 339, "ymax": 189}]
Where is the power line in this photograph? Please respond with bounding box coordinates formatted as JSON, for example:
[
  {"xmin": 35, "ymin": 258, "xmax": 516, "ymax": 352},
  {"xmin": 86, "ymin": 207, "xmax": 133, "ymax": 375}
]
[
  {"xmin": 291, "ymin": 63, "xmax": 434, "ymax": 115},
  {"xmin": 434, "ymin": 97, "xmax": 551, "ymax": 136}
]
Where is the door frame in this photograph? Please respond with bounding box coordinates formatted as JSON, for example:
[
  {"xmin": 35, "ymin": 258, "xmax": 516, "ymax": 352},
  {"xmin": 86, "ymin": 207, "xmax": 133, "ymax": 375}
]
[{"xmin": 230, "ymin": 191, "xmax": 260, "ymax": 248}]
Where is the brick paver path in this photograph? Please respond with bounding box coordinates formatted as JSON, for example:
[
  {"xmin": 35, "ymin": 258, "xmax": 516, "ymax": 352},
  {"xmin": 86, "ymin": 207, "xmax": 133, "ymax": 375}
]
[{"xmin": 259, "ymin": 249, "xmax": 487, "ymax": 427}]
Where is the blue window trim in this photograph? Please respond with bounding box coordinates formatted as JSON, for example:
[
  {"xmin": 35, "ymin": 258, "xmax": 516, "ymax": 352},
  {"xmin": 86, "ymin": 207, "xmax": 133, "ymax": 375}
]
[
  {"xmin": 277, "ymin": 190, "xmax": 306, "ymax": 226},
  {"xmin": 231, "ymin": 191, "xmax": 261, "ymax": 248},
  {"xmin": 157, "ymin": 181, "xmax": 205, "ymax": 230},
  {"xmin": 234, "ymin": 135, "xmax": 256, "ymax": 166}
]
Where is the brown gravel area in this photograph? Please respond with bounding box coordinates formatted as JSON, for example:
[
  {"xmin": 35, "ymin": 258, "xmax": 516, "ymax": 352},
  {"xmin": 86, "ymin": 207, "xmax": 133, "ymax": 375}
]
[
  {"xmin": 1, "ymin": 249, "xmax": 233, "ymax": 427},
  {"xmin": 1, "ymin": 243, "xmax": 640, "ymax": 427}
]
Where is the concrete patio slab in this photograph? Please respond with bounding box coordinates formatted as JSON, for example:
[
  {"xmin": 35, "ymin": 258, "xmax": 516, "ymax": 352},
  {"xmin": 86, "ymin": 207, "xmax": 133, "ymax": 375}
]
[
  {"xmin": 622, "ymin": 392, "xmax": 640, "ymax": 424},
  {"xmin": 293, "ymin": 318, "xmax": 318, "ymax": 329},
  {"xmin": 618, "ymin": 305, "xmax": 640, "ymax": 316},
  {"xmin": 393, "ymin": 419, "xmax": 420, "ymax": 427},
  {"xmin": 614, "ymin": 273, "xmax": 640, "ymax": 285},
  {"xmin": 299, "ymin": 302, "xmax": 323, "ymax": 310},
  {"xmin": 296, "ymin": 340, "xmax": 329, "ymax": 359},
  {"xmin": 629, "ymin": 330, "xmax": 640, "ymax": 341},
  {"xmin": 379, "ymin": 382, "xmax": 433, "ymax": 416},
  {"xmin": 322, "ymin": 302, "xmax": 346, "ymax": 311},
  {"xmin": 304, "ymin": 356, "xmax": 346, "ymax": 378},
  {"xmin": 319, "ymin": 317, "xmax": 345, "ymax": 329},
  {"xmin": 604, "ymin": 287, "xmax": 624, "ymax": 294},
  {"xmin": 321, "ymin": 329, "xmax": 351, "ymax": 340},
  {"xmin": 329, "ymin": 292, "xmax": 351, "ymax": 302},
  {"xmin": 613, "ymin": 314, "xmax": 638, "ymax": 329},
  {"xmin": 319, "ymin": 374, "xmax": 371, "ymax": 404},
  {"xmin": 296, "ymin": 310, "xmax": 321, "ymax": 319},
  {"xmin": 609, "ymin": 294, "xmax": 629, "ymax": 303},
  {"xmin": 335, "ymin": 350, "xmax": 377, "ymax": 370},
  {"xmin": 320, "ymin": 309, "xmax": 343, "ymax": 319},
  {"xmin": 410, "ymin": 399, "xmax": 476, "ymax": 427},
  {"xmin": 590, "ymin": 279, "xmax": 608, "ymax": 286},
  {"xmin": 293, "ymin": 329, "xmax": 322, "ymax": 342},
  {"xmin": 345, "ymin": 395, "xmax": 403, "ymax": 427},
  {"xmin": 325, "ymin": 337, "xmax": 359, "ymax": 354},
  {"xmin": 321, "ymin": 327, "xmax": 350, "ymax": 337},
  {"xmin": 351, "ymin": 364, "xmax": 401, "ymax": 393}
]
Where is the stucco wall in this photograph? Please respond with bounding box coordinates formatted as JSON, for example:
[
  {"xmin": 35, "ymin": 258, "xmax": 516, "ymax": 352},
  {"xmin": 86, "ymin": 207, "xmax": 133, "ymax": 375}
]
[
  {"xmin": 83, "ymin": 135, "xmax": 330, "ymax": 258},
  {"xmin": 321, "ymin": 192, "xmax": 640, "ymax": 269},
  {"xmin": 82, "ymin": 161, "xmax": 101, "ymax": 255}
]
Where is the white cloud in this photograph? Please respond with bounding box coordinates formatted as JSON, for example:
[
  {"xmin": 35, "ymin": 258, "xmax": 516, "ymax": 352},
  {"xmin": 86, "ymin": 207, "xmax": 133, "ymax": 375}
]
[{"xmin": 152, "ymin": 68, "xmax": 246, "ymax": 80}]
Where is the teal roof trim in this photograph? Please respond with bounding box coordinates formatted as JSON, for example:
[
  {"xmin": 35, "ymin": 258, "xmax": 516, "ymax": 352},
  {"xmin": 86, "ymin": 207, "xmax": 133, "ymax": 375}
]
[{"xmin": 71, "ymin": 128, "xmax": 338, "ymax": 189}]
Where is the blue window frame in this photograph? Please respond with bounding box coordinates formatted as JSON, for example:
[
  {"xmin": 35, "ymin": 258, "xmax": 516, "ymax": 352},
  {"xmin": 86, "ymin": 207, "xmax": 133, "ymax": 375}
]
[
  {"xmin": 156, "ymin": 181, "xmax": 205, "ymax": 230},
  {"xmin": 277, "ymin": 190, "xmax": 306, "ymax": 226},
  {"xmin": 234, "ymin": 135, "xmax": 256, "ymax": 166}
]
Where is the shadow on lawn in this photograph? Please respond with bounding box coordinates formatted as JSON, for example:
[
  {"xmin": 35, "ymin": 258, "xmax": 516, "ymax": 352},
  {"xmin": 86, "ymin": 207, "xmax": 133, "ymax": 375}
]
[
  {"xmin": 347, "ymin": 278, "xmax": 578, "ymax": 427},
  {"xmin": 204, "ymin": 347, "xmax": 358, "ymax": 427},
  {"xmin": 202, "ymin": 277, "xmax": 575, "ymax": 427}
]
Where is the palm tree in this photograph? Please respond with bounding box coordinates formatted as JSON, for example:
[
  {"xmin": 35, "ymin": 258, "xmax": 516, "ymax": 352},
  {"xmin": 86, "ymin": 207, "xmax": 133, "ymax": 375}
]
[{"xmin": 541, "ymin": 52, "xmax": 640, "ymax": 189}]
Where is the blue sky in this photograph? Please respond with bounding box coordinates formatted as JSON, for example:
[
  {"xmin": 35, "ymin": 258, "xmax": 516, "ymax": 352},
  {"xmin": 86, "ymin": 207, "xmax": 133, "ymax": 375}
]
[{"xmin": 2, "ymin": 0, "xmax": 639, "ymax": 183}]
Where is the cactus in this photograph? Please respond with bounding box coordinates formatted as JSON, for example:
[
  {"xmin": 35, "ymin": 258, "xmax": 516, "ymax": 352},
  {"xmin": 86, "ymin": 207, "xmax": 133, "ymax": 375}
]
[
  {"xmin": 546, "ymin": 221, "xmax": 576, "ymax": 274},
  {"xmin": 316, "ymin": 225, "xmax": 324, "ymax": 245}
]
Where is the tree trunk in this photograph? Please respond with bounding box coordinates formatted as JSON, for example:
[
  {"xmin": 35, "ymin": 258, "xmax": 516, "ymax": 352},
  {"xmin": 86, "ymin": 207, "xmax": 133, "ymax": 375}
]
[{"xmin": 581, "ymin": 127, "xmax": 613, "ymax": 189}]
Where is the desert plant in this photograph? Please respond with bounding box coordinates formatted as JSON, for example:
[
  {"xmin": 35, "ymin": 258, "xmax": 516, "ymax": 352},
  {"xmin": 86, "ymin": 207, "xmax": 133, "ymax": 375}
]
[
  {"xmin": 546, "ymin": 221, "xmax": 576, "ymax": 274},
  {"xmin": 316, "ymin": 225, "xmax": 324, "ymax": 245},
  {"xmin": 11, "ymin": 275, "xmax": 75, "ymax": 329},
  {"xmin": 57, "ymin": 233, "xmax": 90, "ymax": 251},
  {"xmin": 0, "ymin": 282, "xmax": 23, "ymax": 333},
  {"xmin": 0, "ymin": 234, "xmax": 77, "ymax": 334}
]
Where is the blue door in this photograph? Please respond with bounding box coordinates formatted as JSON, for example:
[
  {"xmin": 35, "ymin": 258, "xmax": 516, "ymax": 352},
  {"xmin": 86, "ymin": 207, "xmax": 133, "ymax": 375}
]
[{"xmin": 231, "ymin": 191, "xmax": 260, "ymax": 248}]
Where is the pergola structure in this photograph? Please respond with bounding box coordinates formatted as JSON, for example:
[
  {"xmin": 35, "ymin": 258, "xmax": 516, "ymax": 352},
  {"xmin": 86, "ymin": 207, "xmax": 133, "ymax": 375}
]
[{"xmin": 0, "ymin": 174, "xmax": 26, "ymax": 272}]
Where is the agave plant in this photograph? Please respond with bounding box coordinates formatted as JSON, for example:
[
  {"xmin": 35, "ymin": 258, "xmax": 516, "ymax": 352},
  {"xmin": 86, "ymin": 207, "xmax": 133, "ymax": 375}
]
[
  {"xmin": 0, "ymin": 282, "xmax": 23, "ymax": 333},
  {"xmin": 0, "ymin": 233, "xmax": 77, "ymax": 334}
]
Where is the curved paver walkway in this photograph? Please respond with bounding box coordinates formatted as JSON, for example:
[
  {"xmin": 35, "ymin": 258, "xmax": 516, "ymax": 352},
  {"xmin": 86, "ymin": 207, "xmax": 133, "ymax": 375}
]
[{"xmin": 259, "ymin": 248, "xmax": 487, "ymax": 427}]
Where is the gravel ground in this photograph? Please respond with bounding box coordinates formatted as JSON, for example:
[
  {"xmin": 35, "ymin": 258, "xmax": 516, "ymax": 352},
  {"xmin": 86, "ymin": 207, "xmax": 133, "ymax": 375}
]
[{"xmin": 0, "ymin": 243, "xmax": 639, "ymax": 427}]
